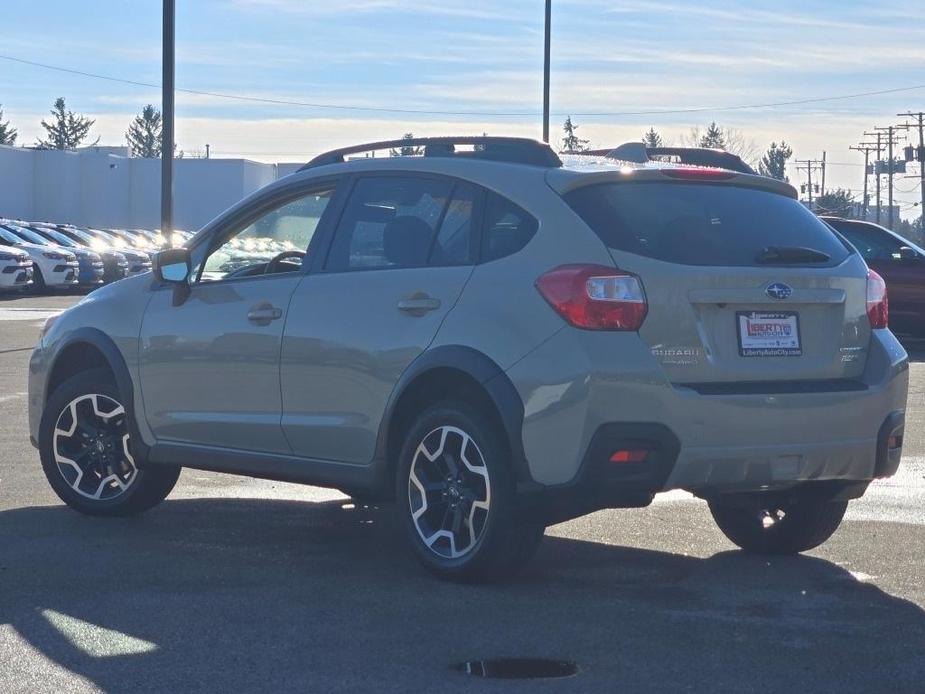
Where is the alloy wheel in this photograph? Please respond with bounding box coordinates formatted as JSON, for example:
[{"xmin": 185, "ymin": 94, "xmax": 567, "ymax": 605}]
[
  {"xmin": 407, "ymin": 425, "xmax": 491, "ymax": 559},
  {"xmin": 52, "ymin": 393, "xmax": 137, "ymax": 501}
]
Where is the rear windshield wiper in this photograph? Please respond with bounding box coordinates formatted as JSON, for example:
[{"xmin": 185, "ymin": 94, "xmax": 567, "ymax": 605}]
[{"xmin": 755, "ymin": 246, "xmax": 831, "ymax": 264}]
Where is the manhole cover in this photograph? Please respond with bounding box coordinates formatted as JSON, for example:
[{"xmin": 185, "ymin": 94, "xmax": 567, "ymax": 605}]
[{"xmin": 456, "ymin": 658, "xmax": 580, "ymax": 679}]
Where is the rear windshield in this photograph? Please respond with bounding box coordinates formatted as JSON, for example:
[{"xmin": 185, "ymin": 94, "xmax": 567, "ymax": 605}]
[{"xmin": 564, "ymin": 182, "xmax": 850, "ymax": 266}]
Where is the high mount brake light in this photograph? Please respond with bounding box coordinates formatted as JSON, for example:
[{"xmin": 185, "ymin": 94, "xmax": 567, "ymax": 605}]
[
  {"xmin": 535, "ymin": 264, "xmax": 647, "ymax": 331},
  {"xmin": 866, "ymin": 269, "xmax": 888, "ymax": 329},
  {"xmin": 660, "ymin": 168, "xmax": 737, "ymax": 181}
]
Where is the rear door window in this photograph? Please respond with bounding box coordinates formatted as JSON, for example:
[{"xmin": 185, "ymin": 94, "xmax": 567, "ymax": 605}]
[
  {"xmin": 564, "ymin": 182, "xmax": 850, "ymax": 267},
  {"xmin": 325, "ymin": 176, "xmax": 453, "ymax": 271},
  {"xmin": 428, "ymin": 183, "xmax": 479, "ymax": 266}
]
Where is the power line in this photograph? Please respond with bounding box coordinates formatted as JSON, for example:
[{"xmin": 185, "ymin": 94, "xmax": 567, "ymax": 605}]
[{"xmin": 3, "ymin": 52, "xmax": 925, "ymax": 118}]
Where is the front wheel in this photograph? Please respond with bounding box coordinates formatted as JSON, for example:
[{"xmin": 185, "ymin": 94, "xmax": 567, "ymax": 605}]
[
  {"xmin": 39, "ymin": 368, "xmax": 180, "ymax": 516},
  {"xmin": 708, "ymin": 493, "xmax": 848, "ymax": 554},
  {"xmin": 396, "ymin": 402, "xmax": 544, "ymax": 582}
]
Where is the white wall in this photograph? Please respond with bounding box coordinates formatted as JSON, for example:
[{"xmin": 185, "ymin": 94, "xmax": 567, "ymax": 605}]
[
  {"xmin": 0, "ymin": 146, "xmax": 35, "ymax": 220},
  {"xmin": 0, "ymin": 146, "xmax": 299, "ymax": 231}
]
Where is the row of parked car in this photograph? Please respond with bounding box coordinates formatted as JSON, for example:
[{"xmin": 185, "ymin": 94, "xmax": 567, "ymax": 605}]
[{"xmin": 0, "ymin": 220, "xmax": 193, "ymax": 294}]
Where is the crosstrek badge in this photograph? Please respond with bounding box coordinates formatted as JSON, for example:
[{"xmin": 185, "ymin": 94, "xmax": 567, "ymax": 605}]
[{"xmin": 737, "ymin": 311, "xmax": 802, "ymax": 357}]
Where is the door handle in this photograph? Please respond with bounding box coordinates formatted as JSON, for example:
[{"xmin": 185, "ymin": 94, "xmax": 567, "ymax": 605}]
[
  {"xmin": 397, "ymin": 293, "xmax": 441, "ymax": 316},
  {"xmin": 247, "ymin": 304, "xmax": 283, "ymax": 323}
]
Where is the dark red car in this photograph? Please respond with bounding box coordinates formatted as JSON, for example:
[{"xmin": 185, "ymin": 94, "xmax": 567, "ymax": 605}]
[{"xmin": 822, "ymin": 216, "xmax": 925, "ymax": 337}]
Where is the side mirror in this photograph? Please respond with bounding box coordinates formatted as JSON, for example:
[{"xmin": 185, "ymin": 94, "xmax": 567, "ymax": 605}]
[
  {"xmin": 153, "ymin": 248, "xmax": 191, "ymax": 283},
  {"xmin": 152, "ymin": 248, "xmax": 192, "ymax": 306},
  {"xmin": 898, "ymin": 246, "xmax": 919, "ymax": 261}
]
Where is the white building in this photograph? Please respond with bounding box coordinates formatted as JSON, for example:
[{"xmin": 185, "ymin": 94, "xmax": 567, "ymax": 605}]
[{"xmin": 0, "ymin": 145, "xmax": 305, "ymax": 231}]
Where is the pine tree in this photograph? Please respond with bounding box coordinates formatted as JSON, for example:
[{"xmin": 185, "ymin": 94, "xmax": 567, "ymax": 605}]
[
  {"xmin": 699, "ymin": 121, "xmax": 726, "ymax": 149},
  {"xmin": 561, "ymin": 116, "xmax": 589, "ymax": 152},
  {"xmin": 758, "ymin": 141, "xmax": 793, "ymax": 181},
  {"xmin": 390, "ymin": 133, "xmax": 423, "ymax": 157},
  {"xmin": 815, "ymin": 188, "xmax": 855, "ymax": 217},
  {"xmin": 642, "ymin": 127, "xmax": 662, "ymax": 148},
  {"xmin": 37, "ymin": 97, "xmax": 97, "ymax": 150},
  {"xmin": 0, "ymin": 105, "xmax": 17, "ymax": 146},
  {"xmin": 126, "ymin": 104, "xmax": 163, "ymax": 158}
]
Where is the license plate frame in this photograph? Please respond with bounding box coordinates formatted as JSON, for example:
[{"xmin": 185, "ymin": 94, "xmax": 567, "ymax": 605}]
[{"xmin": 736, "ymin": 311, "xmax": 802, "ymax": 357}]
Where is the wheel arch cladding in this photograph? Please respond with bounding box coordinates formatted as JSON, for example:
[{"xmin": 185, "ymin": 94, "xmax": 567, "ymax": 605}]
[
  {"xmin": 378, "ymin": 346, "xmax": 535, "ymax": 490},
  {"xmin": 45, "ymin": 328, "xmax": 149, "ymax": 459}
]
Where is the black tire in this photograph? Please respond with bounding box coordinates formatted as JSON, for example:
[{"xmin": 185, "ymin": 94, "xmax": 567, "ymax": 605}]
[
  {"xmin": 32, "ymin": 266, "xmax": 46, "ymax": 293},
  {"xmin": 39, "ymin": 368, "xmax": 180, "ymax": 517},
  {"xmin": 708, "ymin": 493, "xmax": 848, "ymax": 555},
  {"xmin": 396, "ymin": 401, "xmax": 544, "ymax": 582}
]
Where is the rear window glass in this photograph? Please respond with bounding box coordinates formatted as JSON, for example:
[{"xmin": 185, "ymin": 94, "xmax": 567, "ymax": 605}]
[{"xmin": 564, "ymin": 182, "xmax": 850, "ymax": 267}]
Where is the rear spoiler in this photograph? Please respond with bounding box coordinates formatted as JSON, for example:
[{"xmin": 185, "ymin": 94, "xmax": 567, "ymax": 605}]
[{"xmin": 572, "ymin": 143, "xmax": 756, "ymax": 175}]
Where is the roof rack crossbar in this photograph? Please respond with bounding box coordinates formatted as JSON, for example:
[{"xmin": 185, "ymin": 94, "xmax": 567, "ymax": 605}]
[
  {"xmin": 299, "ymin": 136, "xmax": 562, "ymax": 171},
  {"xmin": 570, "ymin": 143, "xmax": 756, "ymax": 175}
]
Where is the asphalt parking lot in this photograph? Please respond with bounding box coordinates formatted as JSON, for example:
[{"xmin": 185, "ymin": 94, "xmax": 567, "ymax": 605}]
[{"xmin": 1, "ymin": 292, "xmax": 923, "ymax": 693}]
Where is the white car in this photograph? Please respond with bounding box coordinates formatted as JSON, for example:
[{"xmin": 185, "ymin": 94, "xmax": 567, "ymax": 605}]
[
  {"xmin": 0, "ymin": 247, "xmax": 33, "ymax": 291},
  {"xmin": 0, "ymin": 225, "xmax": 79, "ymax": 291}
]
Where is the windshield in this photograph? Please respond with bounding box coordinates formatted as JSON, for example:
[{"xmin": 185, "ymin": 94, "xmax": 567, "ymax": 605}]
[
  {"xmin": 64, "ymin": 228, "xmax": 106, "ymax": 247},
  {"xmin": 31, "ymin": 227, "xmax": 78, "ymax": 247},
  {"xmin": 90, "ymin": 228, "xmax": 123, "ymax": 244},
  {"xmin": 5, "ymin": 225, "xmax": 51, "ymax": 246},
  {"xmin": 0, "ymin": 226, "xmax": 27, "ymax": 245}
]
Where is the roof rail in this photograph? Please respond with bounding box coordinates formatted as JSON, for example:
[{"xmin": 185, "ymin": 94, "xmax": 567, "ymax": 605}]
[
  {"xmin": 573, "ymin": 143, "xmax": 756, "ymax": 175},
  {"xmin": 299, "ymin": 136, "xmax": 562, "ymax": 171}
]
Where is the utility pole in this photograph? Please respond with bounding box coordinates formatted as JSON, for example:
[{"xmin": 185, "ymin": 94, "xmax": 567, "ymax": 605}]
[
  {"xmin": 161, "ymin": 0, "xmax": 175, "ymax": 246},
  {"xmin": 850, "ymin": 142, "xmax": 882, "ymax": 220},
  {"xmin": 542, "ymin": 0, "xmax": 551, "ymax": 143},
  {"xmin": 795, "ymin": 159, "xmax": 824, "ymax": 210},
  {"xmin": 820, "ymin": 150, "xmax": 826, "ymax": 196},
  {"xmin": 898, "ymin": 111, "xmax": 925, "ymax": 230},
  {"xmin": 874, "ymin": 124, "xmax": 908, "ymax": 230},
  {"xmin": 205, "ymin": 143, "xmax": 210, "ymax": 159},
  {"xmin": 865, "ymin": 131, "xmax": 884, "ymax": 224}
]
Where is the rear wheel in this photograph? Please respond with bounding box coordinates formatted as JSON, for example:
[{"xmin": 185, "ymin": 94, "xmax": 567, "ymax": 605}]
[
  {"xmin": 396, "ymin": 402, "xmax": 544, "ymax": 582},
  {"xmin": 39, "ymin": 368, "xmax": 180, "ymax": 516},
  {"xmin": 708, "ymin": 493, "xmax": 848, "ymax": 554}
]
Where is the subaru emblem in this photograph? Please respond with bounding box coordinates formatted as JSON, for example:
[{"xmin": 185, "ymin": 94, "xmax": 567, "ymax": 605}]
[{"xmin": 766, "ymin": 282, "xmax": 793, "ymax": 300}]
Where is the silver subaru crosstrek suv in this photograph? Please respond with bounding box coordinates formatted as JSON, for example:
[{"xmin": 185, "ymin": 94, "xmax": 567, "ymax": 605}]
[{"xmin": 29, "ymin": 137, "xmax": 908, "ymax": 581}]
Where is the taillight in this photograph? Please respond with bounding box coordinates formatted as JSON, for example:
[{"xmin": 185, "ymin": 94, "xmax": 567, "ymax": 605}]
[
  {"xmin": 535, "ymin": 264, "xmax": 647, "ymax": 330},
  {"xmin": 866, "ymin": 269, "xmax": 888, "ymax": 329}
]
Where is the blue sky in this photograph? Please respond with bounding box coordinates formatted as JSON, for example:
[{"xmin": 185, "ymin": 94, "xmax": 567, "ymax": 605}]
[{"xmin": 1, "ymin": 1, "xmax": 923, "ymax": 213}]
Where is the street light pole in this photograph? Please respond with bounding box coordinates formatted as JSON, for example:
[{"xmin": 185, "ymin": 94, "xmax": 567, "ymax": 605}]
[
  {"xmin": 161, "ymin": 0, "xmax": 175, "ymax": 246},
  {"xmin": 542, "ymin": 0, "xmax": 551, "ymax": 144}
]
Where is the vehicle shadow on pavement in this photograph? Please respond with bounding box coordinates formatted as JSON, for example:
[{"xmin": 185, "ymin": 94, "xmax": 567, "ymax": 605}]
[
  {"xmin": 1, "ymin": 497, "xmax": 923, "ymax": 693},
  {"xmin": 901, "ymin": 337, "xmax": 925, "ymax": 362}
]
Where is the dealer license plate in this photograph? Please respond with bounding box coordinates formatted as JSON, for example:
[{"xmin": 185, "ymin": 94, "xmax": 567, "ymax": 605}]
[{"xmin": 737, "ymin": 311, "xmax": 801, "ymax": 357}]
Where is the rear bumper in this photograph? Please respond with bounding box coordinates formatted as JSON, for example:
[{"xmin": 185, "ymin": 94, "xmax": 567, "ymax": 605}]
[{"xmin": 507, "ymin": 327, "xmax": 909, "ymax": 507}]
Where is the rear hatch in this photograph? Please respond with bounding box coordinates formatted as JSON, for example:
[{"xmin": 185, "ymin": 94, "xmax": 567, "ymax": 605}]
[{"xmin": 559, "ymin": 170, "xmax": 872, "ymax": 386}]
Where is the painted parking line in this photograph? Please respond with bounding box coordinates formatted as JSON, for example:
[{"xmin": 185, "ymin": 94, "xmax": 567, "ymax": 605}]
[{"xmin": 0, "ymin": 308, "xmax": 62, "ymax": 321}]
